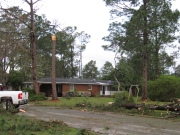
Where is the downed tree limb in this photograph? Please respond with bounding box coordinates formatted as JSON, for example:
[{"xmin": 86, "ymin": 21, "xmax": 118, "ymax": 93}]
[
  {"xmin": 120, "ymin": 103, "xmax": 180, "ymax": 113},
  {"xmin": 19, "ymin": 109, "xmax": 26, "ymax": 113}
]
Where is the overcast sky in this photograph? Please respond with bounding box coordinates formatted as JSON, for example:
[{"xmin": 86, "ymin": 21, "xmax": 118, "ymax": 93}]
[{"xmin": 2, "ymin": 0, "xmax": 180, "ymax": 70}]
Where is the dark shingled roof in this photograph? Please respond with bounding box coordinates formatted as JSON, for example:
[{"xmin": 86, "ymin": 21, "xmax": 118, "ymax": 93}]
[
  {"xmin": 38, "ymin": 78, "xmax": 112, "ymax": 85},
  {"xmin": 24, "ymin": 78, "xmax": 113, "ymax": 85}
]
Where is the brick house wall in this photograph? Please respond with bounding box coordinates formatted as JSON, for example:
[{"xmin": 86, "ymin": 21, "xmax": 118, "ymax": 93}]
[
  {"xmin": 91, "ymin": 85, "xmax": 100, "ymax": 96},
  {"xmin": 62, "ymin": 84, "xmax": 70, "ymax": 92},
  {"xmin": 62, "ymin": 84, "xmax": 100, "ymax": 96},
  {"xmin": 39, "ymin": 83, "xmax": 101, "ymax": 97}
]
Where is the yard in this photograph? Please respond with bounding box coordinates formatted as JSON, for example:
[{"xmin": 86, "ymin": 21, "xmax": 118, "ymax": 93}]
[
  {"xmin": 32, "ymin": 97, "xmax": 114, "ymax": 108},
  {"xmin": 2, "ymin": 96, "xmax": 179, "ymax": 135},
  {"xmin": 18, "ymin": 105, "xmax": 180, "ymax": 134},
  {"xmin": 30, "ymin": 96, "xmax": 178, "ymax": 119},
  {"xmin": 0, "ymin": 108, "xmax": 97, "ymax": 135},
  {"xmin": 31, "ymin": 96, "xmax": 169, "ymax": 107}
]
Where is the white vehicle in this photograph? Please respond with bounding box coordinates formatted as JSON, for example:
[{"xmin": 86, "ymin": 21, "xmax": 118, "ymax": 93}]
[{"xmin": 0, "ymin": 84, "xmax": 28, "ymax": 109}]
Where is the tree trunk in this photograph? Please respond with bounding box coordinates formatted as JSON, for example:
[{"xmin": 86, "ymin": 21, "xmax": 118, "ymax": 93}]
[
  {"xmin": 155, "ymin": 24, "xmax": 159, "ymax": 78},
  {"xmin": 30, "ymin": 0, "xmax": 38, "ymax": 94},
  {"xmin": 51, "ymin": 35, "xmax": 58, "ymax": 100},
  {"xmin": 142, "ymin": 0, "xmax": 148, "ymax": 100},
  {"xmin": 70, "ymin": 44, "xmax": 74, "ymax": 78},
  {"xmin": 155, "ymin": 31, "xmax": 160, "ymax": 79}
]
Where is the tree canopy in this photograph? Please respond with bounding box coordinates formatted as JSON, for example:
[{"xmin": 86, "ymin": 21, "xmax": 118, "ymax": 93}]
[
  {"xmin": 103, "ymin": 0, "xmax": 180, "ymax": 99},
  {"xmin": 0, "ymin": 0, "xmax": 180, "ymax": 100}
]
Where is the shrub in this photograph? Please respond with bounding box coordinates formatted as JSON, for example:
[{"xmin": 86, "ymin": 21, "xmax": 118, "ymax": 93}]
[
  {"xmin": 74, "ymin": 100, "xmax": 92, "ymax": 108},
  {"xmin": 22, "ymin": 88, "xmax": 36, "ymax": 96},
  {"xmin": 148, "ymin": 75, "xmax": 180, "ymax": 101},
  {"xmin": 29, "ymin": 94, "xmax": 48, "ymax": 101},
  {"xmin": 8, "ymin": 70, "xmax": 27, "ymax": 90},
  {"xmin": 22, "ymin": 88, "xmax": 47, "ymax": 101},
  {"xmin": 62, "ymin": 91, "xmax": 91, "ymax": 97},
  {"xmin": 112, "ymin": 91, "xmax": 134, "ymax": 105}
]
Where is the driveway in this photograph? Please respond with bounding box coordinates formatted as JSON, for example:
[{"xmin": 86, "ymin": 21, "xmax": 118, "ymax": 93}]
[{"xmin": 18, "ymin": 105, "xmax": 180, "ymax": 135}]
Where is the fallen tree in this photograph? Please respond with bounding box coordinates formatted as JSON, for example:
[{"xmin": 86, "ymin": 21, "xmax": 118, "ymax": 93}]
[{"xmin": 118, "ymin": 98, "xmax": 180, "ymax": 114}]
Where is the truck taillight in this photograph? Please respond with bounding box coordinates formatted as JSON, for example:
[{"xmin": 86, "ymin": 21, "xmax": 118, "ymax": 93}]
[{"xmin": 18, "ymin": 93, "xmax": 22, "ymax": 99}]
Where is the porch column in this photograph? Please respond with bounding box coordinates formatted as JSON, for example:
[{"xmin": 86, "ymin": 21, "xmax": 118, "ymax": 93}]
[{"xmin": 37, "ymin": 83, "xmax": 41, "ymax": 93}]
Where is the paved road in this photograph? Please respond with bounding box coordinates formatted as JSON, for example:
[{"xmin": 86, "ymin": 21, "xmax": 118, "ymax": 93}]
[{"xmin": 18, "ymin": 105, "xmax": 180, "ymax": 135}]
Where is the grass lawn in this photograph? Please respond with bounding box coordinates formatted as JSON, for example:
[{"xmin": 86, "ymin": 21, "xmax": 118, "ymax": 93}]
[
  {"xmin": 32, "ymin": 96, "xmax": 170, "ymax": 107},
  {"xmin": 32, "ymin": 97, "xmax": 114, "ymax": 108}
]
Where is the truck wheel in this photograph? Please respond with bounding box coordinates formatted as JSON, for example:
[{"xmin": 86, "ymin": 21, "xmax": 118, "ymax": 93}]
[{"xmin": 0, "ymin": 100, "xmax": 13, "ymax": 110}]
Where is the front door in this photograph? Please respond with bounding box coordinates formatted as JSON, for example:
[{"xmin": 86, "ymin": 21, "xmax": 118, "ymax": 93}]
[
  {"xmin": 57, "ymin": 84, "xmax": 62, "ymax": 97},
  {"xmin": 102, "ymin": 86, "xmax": 105, "ymax": 95}
]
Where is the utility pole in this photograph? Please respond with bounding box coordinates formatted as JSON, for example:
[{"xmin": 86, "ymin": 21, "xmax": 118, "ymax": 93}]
[
  {"xmin": 51, "ymin": 35, "xmax": 58, "ymax": 100},
  {"xmin": 79, "ymin": 60, "xmax": 81, "ymax": 78},
  {"xmin": 80, "ymin": 51, "xmax": 82, "ymax": 78}
]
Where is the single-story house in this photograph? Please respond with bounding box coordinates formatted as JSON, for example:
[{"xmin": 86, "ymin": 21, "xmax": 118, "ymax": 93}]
[{"xmin": 23, "ymin": 78, "xmax": 118, "ymax": 97}]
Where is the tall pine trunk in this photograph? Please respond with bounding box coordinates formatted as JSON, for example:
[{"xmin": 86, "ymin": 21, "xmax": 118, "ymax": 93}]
[
  {"xmin": 51, "ymin": 35, "xmax": 58, "ymax": 100},
  {"xmin": 70, "ymin": 44, "xmax": 74, "ymax": 78},
  {"xmin": 142, "ymin": 0, "xmax": 148, "ymax": 100},
  {"xmin": 29, "ymin": 0, "xmax": 38, "ymax": 94}
]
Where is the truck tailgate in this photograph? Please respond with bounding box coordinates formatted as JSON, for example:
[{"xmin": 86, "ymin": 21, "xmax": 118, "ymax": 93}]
[{"xmin": 22, "ymin": 92, "xmax": 28, "ymax": 100}]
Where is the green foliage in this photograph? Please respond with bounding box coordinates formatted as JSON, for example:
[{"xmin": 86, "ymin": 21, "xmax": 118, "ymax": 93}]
[
  {"xmin": 0, "ymin": 6, "xmax": 29, "ymax": 86},
  {"xmin": 0, "ymin": 111, "xmax": 95, "ymax": 135},
  {"xmin": 148, "ymin": 75, "xmax": 180, "ymax": 101},
  {"xmin": 112, "ymin": 91, "xmax": 134, "ymax": 105},
  {"xmin": 103, "ymin": 0, "xmax": 180, "ymax": 94},
  {"xmin": 55, "ymin": 27, "xmax": 91, "ymax": 78},
  {"xmin": 0, "ymin": 113, "xmax": 43, "ymax": 134},
  {"xmin": 22, "ymin": 88, "xmax": 36, "ymax": 96},
  {"xmin": 75, "ymin": 100, "xmax": 92, "ymax": 108},
  {"xmin": 0, "ymin": 5, "xmax": 91, "ymax": 80},
  {"xmin": 76, "ymin": 129, "xmax": 87, "ymax": 135},
  {"xmin": 8, "ymin": 71, "xmax": 27, "ymax": 90},
  {"xmin": 174, "ymin": 64, "xmax": 180, "ymax": 77},
  {"xmin": 31, "ymin": 96, "xmax": 179, "ymax": 118},
  {"xmin": 22, "ymin": 88, "xmax": 47, "ymax": 101},
  {"xmin": 114, "ymin": 58, "xmax": 135, "ymax": 89},
  {"xmin": 100, "ymin": 61, "xmax": 114, "ymax": 80},
  {"xmin": 82, "ymin": 60, "xmax": 99, "ymax": 79},
  {"xmin": 34, "ymin": 97, "xmax": 113, "ymax": 109},
  {"xmin": 29, "ymin": 94, "xmax": 48, "ymax": 101}
]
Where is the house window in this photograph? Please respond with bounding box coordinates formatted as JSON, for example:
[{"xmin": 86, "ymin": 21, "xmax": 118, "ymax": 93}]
[
  {"xmin": 107, "ymin": 85, "xmax": 111, "ymax": 91},
  {"xmin": 88, "ymin": 85, "xmax": 92, "ymax": 90},
  {"xmin": 70, "ymin": 84, "xmax": 74, "ymax": 91}
]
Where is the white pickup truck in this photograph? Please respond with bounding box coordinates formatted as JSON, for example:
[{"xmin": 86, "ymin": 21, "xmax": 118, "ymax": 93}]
[{"xmin": 0, "ymin": 84, "xmax": 28, "ymax": 109}]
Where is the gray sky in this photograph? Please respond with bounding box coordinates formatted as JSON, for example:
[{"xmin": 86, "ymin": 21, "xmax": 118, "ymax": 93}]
[{"xmin": 2, "ymin": 0, "xmax": 180, "ymax": 70}]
